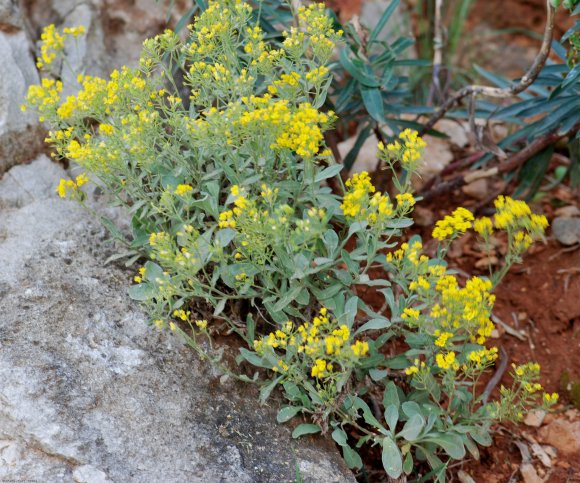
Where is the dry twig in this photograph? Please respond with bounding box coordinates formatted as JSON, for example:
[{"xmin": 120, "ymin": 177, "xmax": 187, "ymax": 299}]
[
  {"xmin": 418, "ymin": 0, "xmax": 556, "ymax": 137},
  {"xmin": 419, "ymin": 122, "xmax": 580, "ymax": 200}
]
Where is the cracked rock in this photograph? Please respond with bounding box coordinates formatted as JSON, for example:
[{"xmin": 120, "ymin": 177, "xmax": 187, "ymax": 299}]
[{"xmin": 0, "ymin": 157, "xmax": 354, "ymax": 482}]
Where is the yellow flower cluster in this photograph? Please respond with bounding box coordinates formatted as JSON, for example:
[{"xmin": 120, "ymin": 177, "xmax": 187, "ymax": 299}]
[
  {"xmin": 175, "ymin": 184, "xmax": 193, "ymax": 196},
  {"xmin": 235, "ymin": 97, "xmax": 333, "ymax": 158},
  {"xmin": 473, "ymin": 196, "xmax": 548, "ymax": 244},
  {"xmin": 35, "ymin": 24, "xmax": 86, "ymax": 70},
  {"xmin": 467, "ymin": 347, "xmax": 498, "ymax": 367},
  {"xmin": 253, "ymin": 308, "xmax": 369, "ymax": 380},
  {"xmin": 56, "ymin": 173, "xmax": 89, "ymax": 198},
  {"xmin": 470, "ymin": 197, "xmax": 549, "ymax": 265},
  {"xmin": 305, "ymin": 66, "xmax": 329, "ymax": 84},
  {"xmin": 340, "ymin": 172, "xmax": 411, "ymax": 226},
  {"xmin": 386, "ymin": 240, "xmax": 428, "ymax": 267},
  {"xmin": 273, "ymin": 103, "xmax": 331, "ymax": 158},
  {"xmin": 401, "ymin": 307, "xmax": 420, "ymax": 322},
  {"xmin": 511, "ymin": 362, "xmax": 550, "ymax": 394},
  {"xmin": 493, "ymin": 196, "xmax": 548, "ymax": 248},
  {"xmin": 473, "ymin": 217, "xmax": 493, "ymax": 237},
  {"xmin": 513, "ymin": 361, "xmax": 540, "ymax": 377},
  {"xmin": 543, "ymin": 393, "xmax": 559, "ymax": 405},
  {"xmin": 436, "ymin": 351, "xmax": 459, "ymax": 371},
  {"xmin": 63, "ymin": 26, "xmax": 86, "ymax": 37},
  {"xmin": 395, "ymin": 193, "xmax": 416, "ymax": 211},
  {"xmin": 433, "ymin": 330, "xmax": 453, "ymax": 348},
  {"xmin": 36, "ymin": 24, "xmax": 65, "ymax": 69},
  {"xmin": 432, "ymin": 207, "xmax": 474, "ymax": 241},
  {"xmin": 23, "ymin": 78, "xmax": 63, "ymax": 121},
  {"xmin": 173, "ymin": 309, "xmax": 190, "ymax": 321},
  {"xmin": 379, "ymin": 129, "xmax": 427, "ymax": 171},
  {"xmin": 279, "ymin": 3, "xmax": 342, "ymax": 62},
  {"xmin": 268, "ymin": 72, "xmax": 301, "ymax": 94},
  {"xmin": 405, "ymin": 358, "xmax": 426, "ymax": 376},
  {"xmin": 429, "ymin": 275, "xmax": 495, "ymax": 344},
  {"xmin": 133, "ymin": 266, "xmax": 146, "ymax": 283}
]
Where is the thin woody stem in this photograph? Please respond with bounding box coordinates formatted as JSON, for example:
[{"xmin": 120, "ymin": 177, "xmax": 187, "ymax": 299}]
[{"xmin": 418, "ymin": 0, "xmax": 556, "ymax": 136}]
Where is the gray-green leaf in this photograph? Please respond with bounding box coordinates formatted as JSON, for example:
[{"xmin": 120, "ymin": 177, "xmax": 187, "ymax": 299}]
[
  {"xmin": 292, "ymin": 423, "xmax": 321, "ymax": 439},
  {"xmin": 277, "ymin": 406, "xmax": 302, "ymax": 423},
  {"xmin": 381, "ymin": 437, "xmax": 403, "ymax": 479}
]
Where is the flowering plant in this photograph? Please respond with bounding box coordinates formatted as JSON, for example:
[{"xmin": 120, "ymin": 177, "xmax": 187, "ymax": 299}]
[{"xmin": 24, "ymin": 0, "xmax": 556, "ymax": 479}]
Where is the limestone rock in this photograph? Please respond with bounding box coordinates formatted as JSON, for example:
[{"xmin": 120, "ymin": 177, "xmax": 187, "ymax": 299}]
[
  {"xmin": 520, "ymin": 463, "xmax": 542, "ymax": 483},
  {"xmin": 523, "ymin": 409, "xmax": 546, "ymax": 428},
  {"xmin": 552, "ymin": 217, "xmax": 580, "ymax": 246},
  {"xmin": 538, "ymin": 419, "xmax": 580, "ymax": 456},
  {"xmin": 338, "ymin": 132, "xmax": 380, "ymax": 174},
  {"xmin": 462, "ymin": 178, "xmax": 489, "ymax": 200},
  {"xmin": 0, "ymin": 0, "xmax": 44, "ymax": 175},
  {"xmin": 24, "ymin": 0, "xmax": 189, "ymax": 80},
  {"xmin": 0, "ymin": 157, "xmax": 354, "ymax": 482}
]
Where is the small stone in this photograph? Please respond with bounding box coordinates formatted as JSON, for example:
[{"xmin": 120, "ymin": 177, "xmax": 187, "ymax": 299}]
[
  {"xmin": 337, "ymin": 133, "xmax": 380, "ymax": 174},
  {"xmin": 434, "ymin": 119, "xmax": 469, "ymax": 148},
  {"xmin": 538, "ymin": 419, "xmax": 580, "ymax": 456},
  {"xmin": 416, "ymin": 135, "xmax": 454, "ymax": 181},
  {"xmin": 530, "ymin": 443, "xmax": 552, "ymax": 468},
  {"xmin": 475, "ymin": 256, "xmax": 499, "ymax": 268},
  {"xmin": 73, "ymin": 465, "xmax": 111, "ymax": 483},
  {"xmin": 543, "ymin": 445, "xmax": 557, "ymax": 459},
  {"xmin": 552, "ymin": 217, "xmax": 580, "ymax": 246},
  {"xmin": 413, "ymin": 206, "xmax": 435, "ymax": 227},
  {"xmin": 554, "ymin": 205, "xmax": 580, "ymax": 218},
  {"xmin": 565, "ymin": 408, "xmax": 579, "ymax": 421},
  {"xmin": 462, "ymin": 178, "xmax": 489, "ymax": 200},
  {"xmin": 543, "ymin": 413, "xmax": 555, "ymax": 425},
  {"xmin": 524, "ymin": 409, "xmax": 546, "ymax": 428},
  {"xmin": 520, "ymin": 463, "xmax": 542, "ymax": 483}
]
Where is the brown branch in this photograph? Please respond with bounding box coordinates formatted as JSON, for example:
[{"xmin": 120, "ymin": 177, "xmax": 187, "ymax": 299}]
[
  {"xmin": 419, "ymin": 122, "xmax": 580, "ymax": 201},
  {"xmin": 420, "ymin": 151, "xmax": 486, "ymax": 192},
  {"xmin": 482, "ymin": 347, "xmax": 509, "ymax": 404},
  {"xmin": 418, "ymin": 0, "xmax": 556, "ymax": 136}
]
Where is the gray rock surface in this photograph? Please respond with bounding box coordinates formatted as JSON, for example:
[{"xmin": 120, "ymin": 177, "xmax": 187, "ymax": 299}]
[
  {"xmin": 0, "ymin": 0, "xmax": 45, "ymax": 175},
  {"xmin": 0, "ymin": 157, "xmax": 354, "ymax": 482},
  {"xmin": 24, "ymin": 0, "xmax": 190, "ymax": 81},
  {"xmin": 552, "ymin": 217, "xmax": 580, "ymax": 246}
]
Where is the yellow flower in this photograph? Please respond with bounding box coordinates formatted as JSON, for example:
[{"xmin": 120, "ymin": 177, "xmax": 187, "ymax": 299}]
[
  {"xmin": 433, "ymin": 330, "xmax": 453, "ymax": 348},
  {"xmin": 474, "ymin": 217, "xmax": 494, "ymax": 237},
  {"xmin": 435, "ymin": 351, "xmax": 457, "ymax": 370},
  {"xmin": 63, "ymin": 25, "xmax": 86, "ymax": 37},
  {"xmin": 195, "ymin": 319, "xmax": 208, "ymax": 329},
  {"xmin": 75, "ymin": 173, "xmax": 89, "ymax": 186},
  {"xmin": 56, "ymin": 175, "xmax": 87, "ymax": 198},
  {"xmin": 405, "ymin": 366, "xmax": 419, "ymax": 376},
  {"xmin": 395, "ymin": 193, "xmax": 416, "ymax": 209},
  {"xmin": 173, "ymin": 309, "xmax": 189, "ymax": 321},
  {"xmin": 341, "ymin": 172, "xmax": 398, "ymax": 225},
  {"xmin": 432, "ymin": 207, "xmax": 474, "ymax": 241},
  {"xmin": 401, "ymin": 308, "xmax": 420, "ymax": 321},
  {"xmin": 311, "ymin": 358, "xmax": 327, "ymax": 378},
  {"xmin": 175, "ymin": 184, "xmax": 193, "ymax": 196},
  {"xmin": 351, "ymin": 340, "xmax": 369, "ymax": 357},
  {"xmin": 543, "ymin": 392, "xmax": 559, "ymax": 405},
  {"xmin": 405, "ymin": 358, "xmax": 425, "ymax": 376}
]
